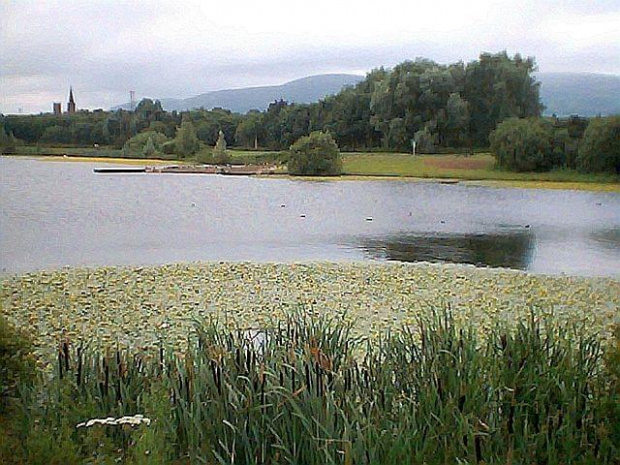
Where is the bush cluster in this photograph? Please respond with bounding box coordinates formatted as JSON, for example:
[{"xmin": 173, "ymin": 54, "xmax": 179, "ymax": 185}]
[
  {"xmin": 287, "ymin": 131, "xmax": 342, "ymax": 175},
  {"xmin": 577, "ymin": 116, "xmax": 620, "ymax": 174},
  {"xmin": 0, "ymin": 315, "xmax": 35, "ymax": 412},
  {"xmin": 491, "ymin": 116, "xmax": 619, "ymax": 174}
]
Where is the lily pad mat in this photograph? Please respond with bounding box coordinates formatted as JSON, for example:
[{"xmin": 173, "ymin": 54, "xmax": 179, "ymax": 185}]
[{"xmin": 2, "ymin": 262, "xmax": 618, "ymax": 361}]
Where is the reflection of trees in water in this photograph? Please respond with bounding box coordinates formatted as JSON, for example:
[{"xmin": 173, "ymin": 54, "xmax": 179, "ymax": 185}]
[
  {"xmin": 360, "ymin": 231, "xmax": 535, "ymax": 270},
  {"xmin": 591, "ymin": 228, "xmax": 620, "ymax": 252}
]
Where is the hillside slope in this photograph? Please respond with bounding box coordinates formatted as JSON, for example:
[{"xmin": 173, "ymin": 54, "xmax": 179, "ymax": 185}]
[
  {"xmin": 537, "ymin": 72, "xmax": 620, "ymax": 116},
  {"xmin": 114, "ymin": 74, "xmax": 363, "ymax": 113},
  {"xmin": 112, "ymin": 72, "xmax": 620, "ymax": 117}
]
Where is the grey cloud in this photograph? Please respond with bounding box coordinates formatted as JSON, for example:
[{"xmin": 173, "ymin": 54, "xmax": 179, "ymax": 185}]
[{"xmin": 1, "ymin": 1, "xmax": 618, "ymax": 114}]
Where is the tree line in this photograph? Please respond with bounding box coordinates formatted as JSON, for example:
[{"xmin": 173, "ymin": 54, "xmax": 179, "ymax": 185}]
[
  {"xmin": 1, "ymin": 51, "xmax": 618, "ymax": 174},
  {"xmin": 1, "ymin": 52, "xmax": 539, "ymax": 151}
]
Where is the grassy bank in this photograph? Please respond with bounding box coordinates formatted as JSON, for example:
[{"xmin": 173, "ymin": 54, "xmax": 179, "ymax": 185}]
[
  {"xmin": 10, "ymin": 144, "xmax": 124, "ymax": 158},
  {"xmin": 36, "ymin": 155, "xmax": 184, "ymax": 165},
  {"xmin": 7, "ymin": 145, "xmax": 619, "ymax": 191},
  {"xmin": 342, "ymin": 152, "xmax": 619, "ymax": 187},
  {"xmin": 8, "ymin": 145, "xmax": 184, "ymax": 166}
]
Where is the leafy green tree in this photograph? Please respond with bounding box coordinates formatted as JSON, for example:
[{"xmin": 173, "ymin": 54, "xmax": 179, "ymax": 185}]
[
  {"xmin": 321, "ymin": 84, "xmax": 380, "ymax": 150},
  {"xmin": 414, "ymin": 126, "xmax": 436, "ymax": 154},
  {"xmin": 577, "ymin": 116, "xmax": 620, "ymax": 173},
  {"xmin": 123, "ymin": 131, "xmax": 169, "ymax": 158},
  {"xmin": 235, "ymin": 111, "xmax": 264, "ymax": 149},
  {"xmin": 40, "ymin": 125, "xmax": 72, "ymax": 144},
  {"xmin": 135, "ymin": 99, "xmax": 164, "ymax": 123},
  {"xmin": 262, "ymin": 99, "xmax": 289, "ymax": 149},
  {"xmin": 142, "ymin": 136, "xmax": 156, "ymax": 157},
  {"xmin": 489, "ymin": 118, "xmax": 558, "ymax": 172},
  {"xmin": 444, "ymin": 93, "xmax": 470, "ymax": 147},
  {"xmin": 0, "ymin": 123, "xmax": 18, "ymax": 154},
  {"xmin": 465, "ymin": 52, "xmax": 543, "ymax": 146},
  {"xmin": 287, "ymin": 131, "xmax": 341, "ymax": 175},
  {"xmin": 174, "ymin": 121, "xmax": 200, "ymax": 157},
  {"xmin": 213, "ymin": 130, "xmax": 230, "ymax": 164},
  {"xmin": 192, "ymin": 108, "xmax": 240, "ymax": 146}
]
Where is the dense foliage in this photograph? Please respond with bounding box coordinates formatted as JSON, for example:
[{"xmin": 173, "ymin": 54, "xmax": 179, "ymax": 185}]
[
  {"xmin": 490, "ymin": 118, "xmax": 559, "ymax": 171},
  {"xmin": 0, "ymin": 123, "xmax": 18, "ymax": 154},
  {"xmin": 490, "ymin": 116, "xmax": 619, "ymax": 174},
  {"xmin": 577, "ymin": 116, "xmax": 620, "ymax": 174},
  {"xmin": 4, "ymin": 51, "xmax": 616, "ymax": 175},
  {"xmin": 1, "ymin": 310, "xmax": 619, "ymax": 464},
  {"xmin": 0, "ymin": 315, "xmax": 35, "ymax": 412},
  {"xmin": 2, "ymin": 52, "xmax": 543, "ymax": 156},
  {"xmin": 287, "ymin": 131, "xmax": 342, "ymax": 175}
]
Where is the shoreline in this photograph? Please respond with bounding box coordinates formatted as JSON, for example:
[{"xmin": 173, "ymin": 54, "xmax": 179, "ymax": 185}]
[
  {"xmin": 6, "ymin": 154, "xmax": 617, "ymax": 192},
  {"xmin": 272, "ymin": 173, "xmax": 620, "ymax": 192},
  {"xmin": 3, "ymin": 261, "xmax": 618, "ymax": 362}
]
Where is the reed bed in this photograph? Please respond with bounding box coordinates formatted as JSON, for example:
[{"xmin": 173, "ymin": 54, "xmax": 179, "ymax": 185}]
[{"xmin": 4, "ymin": 309, "xmax": 619, "ymax": 464}]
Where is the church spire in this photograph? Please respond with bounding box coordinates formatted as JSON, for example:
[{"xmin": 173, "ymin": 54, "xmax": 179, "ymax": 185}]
[{"xmin": 67, "ymin": 87, "xmax": 76, "ymax": 114}]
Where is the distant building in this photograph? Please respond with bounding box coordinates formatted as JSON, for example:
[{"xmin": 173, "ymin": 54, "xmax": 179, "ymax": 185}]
[
  {"xmin": 67, "ymin": 87, "xmax": 76, "ymax": 114},
  {"xmin": 53, "ymin": 102, "xmax": 62, "ymax": 115}
]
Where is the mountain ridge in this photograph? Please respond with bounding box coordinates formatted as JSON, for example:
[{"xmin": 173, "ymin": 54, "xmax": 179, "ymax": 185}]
[
  {"xmin": 112, "ymin": 72, "xmax": 620, "ymax": 117},
  {"xmin": 112, "ymin": 74, "xmax": 364, "ymax": 113}
]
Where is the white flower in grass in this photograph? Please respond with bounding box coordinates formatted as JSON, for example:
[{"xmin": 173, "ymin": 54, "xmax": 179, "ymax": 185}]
[{"xmin": 76, "ymin": 414, "xmax": 151, "ymax": 428}]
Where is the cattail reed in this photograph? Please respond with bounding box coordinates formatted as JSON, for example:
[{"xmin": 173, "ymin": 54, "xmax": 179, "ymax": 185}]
[{"xmin": 8, "ymin": 309, "xmax": 619, "ymax": 464}]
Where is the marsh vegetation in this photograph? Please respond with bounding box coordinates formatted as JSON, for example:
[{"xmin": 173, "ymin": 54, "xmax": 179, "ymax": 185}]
[{"xmin": 1, "ymin": 306, "xmax": 619, "ymax": 464}]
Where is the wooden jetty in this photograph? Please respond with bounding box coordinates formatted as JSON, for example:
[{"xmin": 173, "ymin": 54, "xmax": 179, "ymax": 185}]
[
  {"xmin": 93, "ymin": 164, "xmax": 278, "ymax": 176},
  {"xmin": 93, "ymin": 167, "xmax": 146, "ymax": 173}
]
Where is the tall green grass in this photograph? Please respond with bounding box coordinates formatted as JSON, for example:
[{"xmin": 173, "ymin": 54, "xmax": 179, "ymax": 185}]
[{"xmin": 2, "ymin": 309, "xmax": 619, "ymax": 464}]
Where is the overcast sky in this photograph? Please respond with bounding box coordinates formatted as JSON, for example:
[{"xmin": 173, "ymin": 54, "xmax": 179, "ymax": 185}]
[{"xmin": 1, "ymin": 0, "xmax": 619, "ymax": 114}]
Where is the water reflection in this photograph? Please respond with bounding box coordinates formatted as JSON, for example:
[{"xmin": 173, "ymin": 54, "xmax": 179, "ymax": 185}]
[
  {"xmin": 359, "ymin": 231, "xmax": 535, "ymax": 270},
  {"xmin": 591, "ymin": 228, "xmax": 620, "ymax": 252}
]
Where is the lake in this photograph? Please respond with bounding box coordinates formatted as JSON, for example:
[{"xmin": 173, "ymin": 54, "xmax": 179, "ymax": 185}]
[{"xmin": 1, "ymin": 157, "xmax": 619, "ymax": 277}]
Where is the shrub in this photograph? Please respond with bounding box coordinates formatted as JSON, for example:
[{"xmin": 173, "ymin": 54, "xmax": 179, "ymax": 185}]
[
  {"xmin": 123, "ymin": 131, "xmax": 169, "ymax": 158},
  {"xmin": 287, "ymin": 131, "xmax": 341, "ymax": 175},
  {"xmin": 212, "ymin": 130, "xmax": 230, "ymax": 165},
  {"xmin": 0, "ymin": 315, "xmax": 35, "ymax": 412},
  {"xmin": 195, "ymin": 147, "xmax": 214, "ymax": 164},
  {"xmin": 161, "ymin": 140, "xmax": 176, "ymax": 155},
  {"xmin": 489, "ymin": 117, "xmax": 559, "ymax": 172},
  {"xmin": 577, "ymin": 116, "xmax": 620, "ymax": 174},
  {"xmin": 142, "ymin": 136, "xmax": 156, "ymax": 157}
]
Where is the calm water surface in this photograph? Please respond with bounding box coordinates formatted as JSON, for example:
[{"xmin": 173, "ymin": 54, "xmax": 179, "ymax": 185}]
[{"xmin": 1, "ymin": 157, "xmax": 619, "ymax": 277}]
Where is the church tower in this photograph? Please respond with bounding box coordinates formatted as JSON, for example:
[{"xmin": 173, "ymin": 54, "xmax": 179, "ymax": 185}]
[{"xmin": 67, "ymin": 87, "xmax": 76, "ymax": 114}]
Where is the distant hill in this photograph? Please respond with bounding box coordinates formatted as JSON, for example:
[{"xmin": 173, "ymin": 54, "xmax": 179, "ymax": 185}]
[
  {"xmin": 537, "ymin": 72, "xmax": 620, "ymax": 117},
  {"xmin": 113, "ymin": 74, "xmax": 364, "ymax": 113},
  {"xmin": 112, "ymin": 72, "xmax": 619, "ymax": 117}
]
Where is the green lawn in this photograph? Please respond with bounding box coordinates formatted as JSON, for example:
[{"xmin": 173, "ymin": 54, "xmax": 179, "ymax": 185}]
[
  {"xmin": 343, "ymin": 153, "xmax": 620, "ymax": 191},
  {"xmin": 341, "ymin": 152, "xmax": 619, "ymax": 183},
  {"xmin": 11, "ymin": 144, "xmax": 123, "ymax": 158}
]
